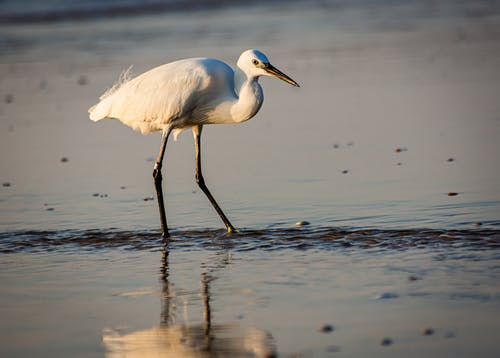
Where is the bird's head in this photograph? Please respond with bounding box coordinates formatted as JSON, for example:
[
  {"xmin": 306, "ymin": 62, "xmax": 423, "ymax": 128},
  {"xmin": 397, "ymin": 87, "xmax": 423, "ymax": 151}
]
[{"xmin": 237, "ymin": 49, "xmax": 300, "ymax": 87}]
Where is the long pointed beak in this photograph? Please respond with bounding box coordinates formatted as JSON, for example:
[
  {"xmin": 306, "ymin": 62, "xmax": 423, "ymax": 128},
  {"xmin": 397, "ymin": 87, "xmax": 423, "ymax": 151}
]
[{"xmin": 265, "ymin": 63, "xmax": 300, "ymax": 87}]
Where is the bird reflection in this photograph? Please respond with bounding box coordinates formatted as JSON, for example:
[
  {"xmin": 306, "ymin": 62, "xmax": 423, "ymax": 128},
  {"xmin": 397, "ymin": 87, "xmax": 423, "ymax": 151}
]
[{"xmin": 103, "ymin": 246, "xmax": 276, "ymax": 357}]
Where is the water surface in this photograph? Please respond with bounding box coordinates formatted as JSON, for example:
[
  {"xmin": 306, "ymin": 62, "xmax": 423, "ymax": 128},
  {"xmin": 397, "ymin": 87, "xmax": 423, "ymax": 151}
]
[
  {"xmin": 1, "ymin": 228, "xmax": 500, "ymax": 357},
  {"xmin": 1, "ymin": 1, "xmax": 500, "ymax": 357}
]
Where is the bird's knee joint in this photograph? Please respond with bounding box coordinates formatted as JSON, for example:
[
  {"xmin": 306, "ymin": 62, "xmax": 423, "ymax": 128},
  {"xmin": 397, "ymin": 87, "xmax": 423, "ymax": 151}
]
[
  {"xmin": 195, "ymin": 174, "xmax": 204, "ymax": 186},
  {"xmin": 153, "ymin": 167, "xmax": 162, "ymax": 181}
]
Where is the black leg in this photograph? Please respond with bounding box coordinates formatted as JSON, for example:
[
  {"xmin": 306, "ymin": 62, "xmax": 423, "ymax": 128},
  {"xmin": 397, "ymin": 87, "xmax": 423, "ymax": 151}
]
[
  {"xmin": 153, "ymin": 129, "xmax": 171, "ymax": 239},
  {"xmin": 193, "ymin": 125, "xmax": 237, "ymax": 233}
]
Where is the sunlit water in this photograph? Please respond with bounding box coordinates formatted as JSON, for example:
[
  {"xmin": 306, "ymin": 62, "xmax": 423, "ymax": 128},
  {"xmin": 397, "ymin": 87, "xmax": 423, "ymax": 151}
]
[{"xmin": 1, "ymin": 0, "xmax": 500, "ymax": 356}]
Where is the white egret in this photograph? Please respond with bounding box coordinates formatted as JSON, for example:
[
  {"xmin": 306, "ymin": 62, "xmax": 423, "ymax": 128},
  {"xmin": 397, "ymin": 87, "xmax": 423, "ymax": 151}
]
[{"xmin": 89, "ymin": 49, "xmax": 299, "ymax": 238}]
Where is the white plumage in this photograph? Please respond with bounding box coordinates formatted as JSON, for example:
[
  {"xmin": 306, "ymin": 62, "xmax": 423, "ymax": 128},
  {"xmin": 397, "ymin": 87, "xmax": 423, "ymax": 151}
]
[
  {"xmin": 89, "ymin": 49, "xmax": 299, "ymax": 237},
  {"xmin": 90, "ymin": 58, "xmax": 230, "ymax": 138}
]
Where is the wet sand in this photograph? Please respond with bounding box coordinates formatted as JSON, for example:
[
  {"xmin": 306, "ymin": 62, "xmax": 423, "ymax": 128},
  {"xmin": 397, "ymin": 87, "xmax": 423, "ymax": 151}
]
[
  {"xmin": 1, "ymin": 1, "xmax": 500, "ymax": 356},
  {"xmin": 1, "ymin": 2, "xmax": 500, "ymax": 232}
]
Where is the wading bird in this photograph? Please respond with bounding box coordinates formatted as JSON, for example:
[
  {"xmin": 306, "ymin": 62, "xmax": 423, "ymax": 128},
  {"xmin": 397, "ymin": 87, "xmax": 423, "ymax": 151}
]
[{"xmin": 89, "ymin": 49, "xmax": 299, "ymax": 238}]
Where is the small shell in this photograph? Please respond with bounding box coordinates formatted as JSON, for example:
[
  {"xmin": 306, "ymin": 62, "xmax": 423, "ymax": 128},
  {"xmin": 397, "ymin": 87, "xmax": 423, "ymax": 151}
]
[{"xmin": 295, "ymin": 221, "xmax": 310, "ymax": 227}]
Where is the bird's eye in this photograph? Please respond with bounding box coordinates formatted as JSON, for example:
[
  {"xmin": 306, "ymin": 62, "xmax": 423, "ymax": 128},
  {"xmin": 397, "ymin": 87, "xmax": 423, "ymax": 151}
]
[{"xmin": 252, "ymin": 59, "xmax": 259, "ymax": 66}]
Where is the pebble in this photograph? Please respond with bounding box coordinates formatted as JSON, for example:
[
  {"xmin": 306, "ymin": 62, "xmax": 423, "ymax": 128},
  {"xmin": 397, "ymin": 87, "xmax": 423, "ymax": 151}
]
[
  {"xmin": 408, "ymin": 275, "xmax": 421, "ymax": 282},
  {"xmin": 376, "ymin": 292, "xmax": 399, "ymax": 300},
  {"xmin": 421, "ymin": 327, "xmax": 434, "ymax": 336},
  {"xmin": 295, "ymin": 221, "xmax": 310, "ymax": 226},
  {"xmin": 120, "ymin": 186, "xmax": 126, "ymax": 190},
  {"xmin": 380, "ymin": 338, "xmax": 393, "ymax": 346},
  {"xmin": 77, "ymin": 75, "xmax": 88, "ymax": 86},
  {"xmin": 447, "ymin": 158, "xmax": 455, "ymax": 162},
  {"xmin": 4, "ymin": 94, "xmax": 13, "ymax": 104},
  {"xmin": 92, "ymin": 193, "xmax": 99, "ymax": 197},
  {"xmin": 341, "ymin": 170, "xmax": 349, "ymax": 174},
  {"xmin": 2, "ymin": 182, "xmax": 11, "ymax": 187},
  {"xmin": 144, "ymin": 196, "xmax": 154, "ymax": 201},
  {"xmin": 447, "ymin": 192, "xmax": 459, "ymax": 197},
  {"xmin": 46, "ymin": 207, "xmax": 54, "ymax": 211},
  {"xmin": 318, "ymin": 324, "xmax": 334, "ymax": 333},
  {"xmin": 60, "ymin": 157, "xmax": 69, "ymax": 163},
  {"xmin": 394, "ymin": 147, "xmax": 407, "ymax": 153},
  {"xmin": 100, "ymin": 194, "xmax": 108, "ymax": 198},
  {"xmin": 333, "ymin": 143, "xmax": 340, "ymax": 149}
]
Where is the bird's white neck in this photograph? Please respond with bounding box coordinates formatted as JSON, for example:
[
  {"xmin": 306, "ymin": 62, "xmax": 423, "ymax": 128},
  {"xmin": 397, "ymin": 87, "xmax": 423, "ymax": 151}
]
[{"xmin": 230, "ymin": 68, "xmax": 263, "ymax": 123}]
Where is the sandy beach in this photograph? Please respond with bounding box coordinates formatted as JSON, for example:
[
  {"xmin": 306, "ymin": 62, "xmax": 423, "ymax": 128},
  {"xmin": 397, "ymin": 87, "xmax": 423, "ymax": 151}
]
[{"xmin": 1, "ymin": 1, "xmax": 500, "ymax": 356}]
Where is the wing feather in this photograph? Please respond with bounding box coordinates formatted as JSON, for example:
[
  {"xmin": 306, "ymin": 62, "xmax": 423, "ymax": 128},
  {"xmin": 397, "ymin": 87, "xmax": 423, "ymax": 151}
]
[{"xmin": 89, "ymin": 59, "xmax": 216, "ymax": 134}]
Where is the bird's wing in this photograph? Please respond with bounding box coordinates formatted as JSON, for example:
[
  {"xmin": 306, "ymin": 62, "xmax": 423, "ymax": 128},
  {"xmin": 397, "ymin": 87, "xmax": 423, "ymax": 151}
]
[{"xmin": 89, "ymin": 59, "xmax": 215, "ymax": 134}]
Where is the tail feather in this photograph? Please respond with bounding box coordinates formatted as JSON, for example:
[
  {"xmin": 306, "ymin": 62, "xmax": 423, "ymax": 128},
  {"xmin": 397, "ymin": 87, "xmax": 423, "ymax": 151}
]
[
  {"xmin": 88, "ymin": 98, "xmax": 110, "ymax": 122},
  {"xmin": 88, "ymin": 65, "xmax": 133, "ymax": 122}
]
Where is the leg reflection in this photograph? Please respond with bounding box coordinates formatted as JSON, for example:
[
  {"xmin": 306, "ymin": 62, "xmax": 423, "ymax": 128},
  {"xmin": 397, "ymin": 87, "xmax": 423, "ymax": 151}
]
[
  {"xmin": 201, "ymin": 272, "xmax": 212, "ymax": 352},
  {"xmin": 160, "ymin": 247, "xmax": 175, "ymax": 326},
  {"xmin": 103, "ymin": 249, "xmax": 276, "ymax": 357}
]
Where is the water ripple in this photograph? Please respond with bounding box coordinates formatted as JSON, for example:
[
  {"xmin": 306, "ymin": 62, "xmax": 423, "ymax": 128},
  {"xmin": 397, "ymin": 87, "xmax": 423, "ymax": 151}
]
[{"xmin": 1, "ymin": 227, "xmax": 499, "ymax": 254}]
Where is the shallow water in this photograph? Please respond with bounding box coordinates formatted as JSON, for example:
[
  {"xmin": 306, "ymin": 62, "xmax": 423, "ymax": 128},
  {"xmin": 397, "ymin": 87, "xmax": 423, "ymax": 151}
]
[
  {"xmin": 1, "ymin": 0, "xmax": 500, "ymax": 356},
  {"xmin": 1, "ymin": 226, "xmax": 500, "ymax": 254},
  {"xmin": 1, "ymin": 229, "xmax": 500, "ymax": 357}
]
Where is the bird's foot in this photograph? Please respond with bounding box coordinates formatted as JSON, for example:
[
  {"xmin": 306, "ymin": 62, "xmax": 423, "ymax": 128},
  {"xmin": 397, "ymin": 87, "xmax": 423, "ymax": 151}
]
[{"xmin": 226, "ymin": 226, "xmax": 239, "ymax": 234}]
